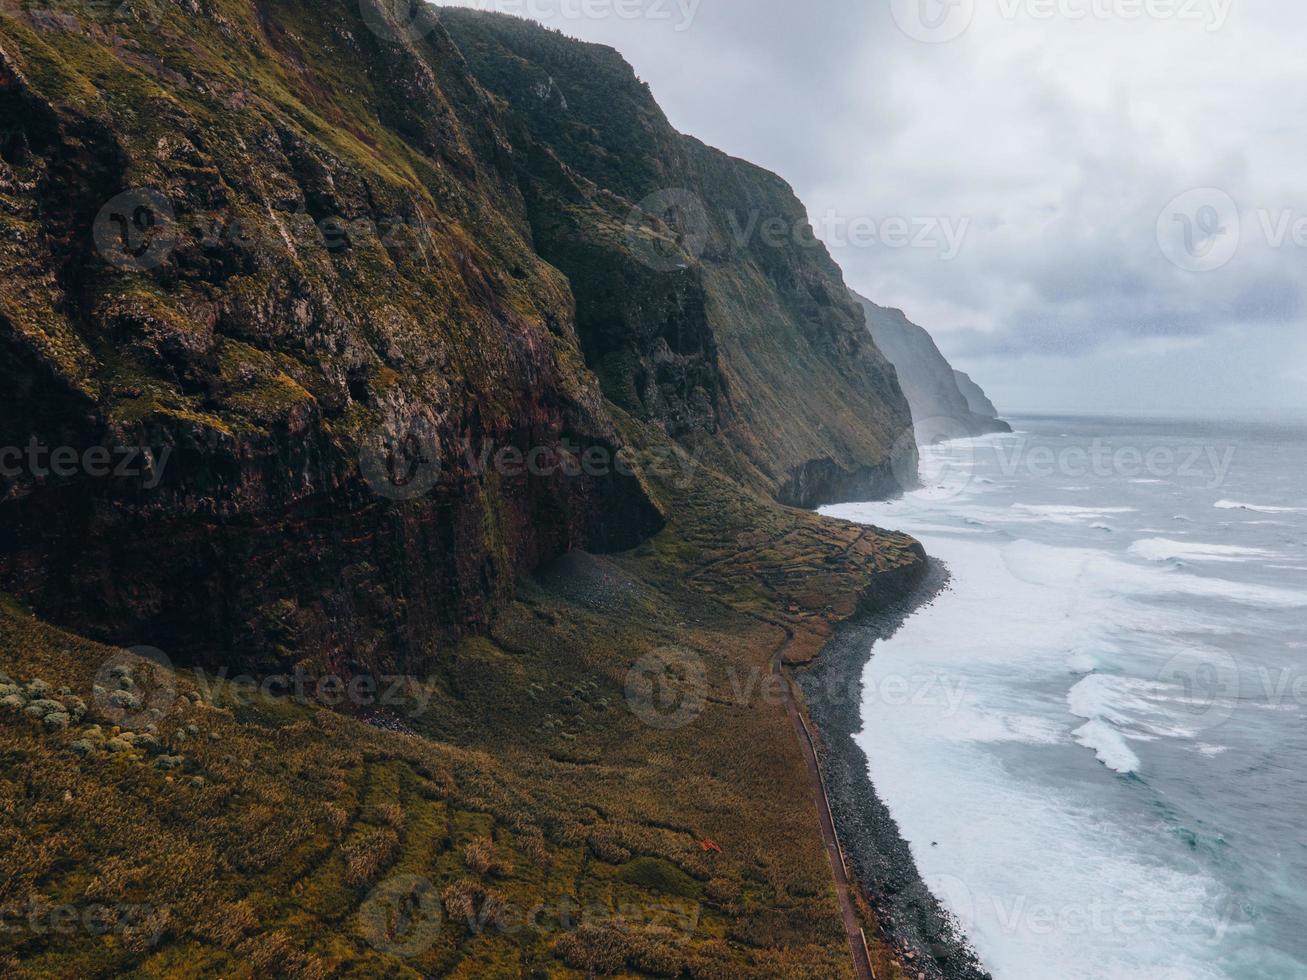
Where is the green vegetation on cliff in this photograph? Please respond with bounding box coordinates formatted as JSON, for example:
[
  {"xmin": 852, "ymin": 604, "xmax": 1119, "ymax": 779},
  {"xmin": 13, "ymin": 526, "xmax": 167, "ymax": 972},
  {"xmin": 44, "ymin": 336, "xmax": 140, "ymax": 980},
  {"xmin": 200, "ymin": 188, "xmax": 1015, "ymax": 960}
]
[
  {"xmin": 441, "ymin": 9, "xmax": 916, "ymax": 506},
  {"xmin": 0, "ymin": 2, "xmax": 927, "ymax": 976},
  {"xmin": 0, "ymin": 427, "xmax": 924, "ymax": 977}
]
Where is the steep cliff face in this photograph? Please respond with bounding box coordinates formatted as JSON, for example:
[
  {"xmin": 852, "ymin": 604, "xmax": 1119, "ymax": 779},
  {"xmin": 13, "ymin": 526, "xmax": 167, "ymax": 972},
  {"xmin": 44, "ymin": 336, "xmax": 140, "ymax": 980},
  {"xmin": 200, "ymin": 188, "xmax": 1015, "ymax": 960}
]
[
  {"xmin": 0, "ymin": 0, "xmax": 664, "ymax": 671},
  {"xmin": 954, "ymin": 369, "xmax": 1001, "ymax": 419},
  {"xmin": 0, "ymin": 0, "xmax": 915, "ymax": 673},
  {"xmin": 0, "ymin": 7, "xmax": 941, "ymax": 975},
  {"xmin": 439, "ymin": 10, "xmax": 918, "ymax": 507},
  {"xmin": 853, "ymin": 291, "xmax": 1010, "ymax": 439}
]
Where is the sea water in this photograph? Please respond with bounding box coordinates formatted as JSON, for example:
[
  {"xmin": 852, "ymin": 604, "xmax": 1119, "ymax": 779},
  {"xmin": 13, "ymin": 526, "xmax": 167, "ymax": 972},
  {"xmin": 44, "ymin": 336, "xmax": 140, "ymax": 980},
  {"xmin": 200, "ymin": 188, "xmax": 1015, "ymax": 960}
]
[{"xmin": 823, "ymin": 416, "xmax": 1307, "ymax": 980}]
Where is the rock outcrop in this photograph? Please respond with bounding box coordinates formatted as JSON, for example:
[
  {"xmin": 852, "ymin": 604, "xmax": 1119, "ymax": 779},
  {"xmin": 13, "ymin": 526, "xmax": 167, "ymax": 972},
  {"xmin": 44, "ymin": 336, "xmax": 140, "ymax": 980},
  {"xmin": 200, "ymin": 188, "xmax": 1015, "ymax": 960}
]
[
  {"xmin": 440, "ymin": 10, "xmax": 917, "ymax": 507},
  {"xmin": 954, "ymin": 369, "xmax": 1001, "ymax": 420},
  {"xmin": 853, "ymin": 291, "xmax": 1010, "ymax": 439},
  {"xmin": 0, "ymin": 7, "xmax": 945, "ymax": 976},
  {"xmin": 0, "ymin": 1, "xmax": 915, "ymax": 673}
]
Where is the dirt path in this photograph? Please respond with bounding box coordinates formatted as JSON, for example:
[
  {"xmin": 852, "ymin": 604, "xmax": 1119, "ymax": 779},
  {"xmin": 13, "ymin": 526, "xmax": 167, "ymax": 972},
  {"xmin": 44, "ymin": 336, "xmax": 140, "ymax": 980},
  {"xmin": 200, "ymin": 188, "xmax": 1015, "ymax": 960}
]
[
  {"xmin": 771, "ymin": 629, "xmax": 876, "ymax": 980},
  {"xmin": 645, "ymin": 521, "xmax": 893, "ymax": 977}
]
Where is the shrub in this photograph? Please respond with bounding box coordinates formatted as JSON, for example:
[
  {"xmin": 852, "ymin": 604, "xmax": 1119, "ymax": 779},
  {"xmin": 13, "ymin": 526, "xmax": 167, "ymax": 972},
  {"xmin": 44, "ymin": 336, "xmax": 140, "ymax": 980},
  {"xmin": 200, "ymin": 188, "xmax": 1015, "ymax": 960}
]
[
  {"xmin": 522, "ymin": 831, "xmax": 551, "ymax": 869},
  {"xmin": 343, "ymin": 828, "xmax": 400, "ymax": 887},
  {"xmin": 441, "ymin": 879, "xmax": 505, "ymax": 933},
  {"xmin": 322, "ymin": 803, "xmax": 350, "ymax": 835},
  {"xmin": 237, "ymin": 930, "xmax": 330, "ymax": 980},
  {"xmin": 195, "ymin": 900, "xmax": 260, "ymax": 948},
  {"xmin": 553, "ymin": 924, "xmax": 630, "ymax": 975},
  {"xmin": 588, "ymin": 831, "xmax": 630, "ymax": 865},
  {"xmin": 375, "ymin": 802, "xmax": 405, "ymax": 830},
  {"xmin": 462, "ymin": 836, "xmax": 510, "ymax": 876},
  {"xmin": 628, "ymin": 934, "xmax": 687, "ymax": 978}
]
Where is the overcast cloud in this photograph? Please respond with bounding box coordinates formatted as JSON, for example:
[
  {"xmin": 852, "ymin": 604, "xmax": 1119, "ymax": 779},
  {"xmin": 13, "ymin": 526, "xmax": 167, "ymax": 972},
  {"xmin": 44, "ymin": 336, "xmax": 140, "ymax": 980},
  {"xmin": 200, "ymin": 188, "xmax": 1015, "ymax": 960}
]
[{"xmin": 439, "ymin": 0, "xmax": 1307, "ymax": 417}]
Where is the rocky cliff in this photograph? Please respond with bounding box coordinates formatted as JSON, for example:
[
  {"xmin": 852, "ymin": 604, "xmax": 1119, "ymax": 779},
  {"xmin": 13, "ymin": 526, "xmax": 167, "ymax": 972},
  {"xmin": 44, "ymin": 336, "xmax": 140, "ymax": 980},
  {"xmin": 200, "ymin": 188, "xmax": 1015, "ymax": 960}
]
[
  {"xmin": 440, "ymin": 10, "xmax": 917, "ymax": 507},
  {"xmin": 853, "ymin": 291, "xmax": 1010, "ymax": 440},
  {"xmin": 0, "ymin": 4, "xmax": 946, "ymax": 976},
  {"xmin": 954, "ymin": 369, "xmax": 1000, "ymax": 419},
  {"xmin": 0, "ymin": 0, "xmax": 914, "ymax": 675}
]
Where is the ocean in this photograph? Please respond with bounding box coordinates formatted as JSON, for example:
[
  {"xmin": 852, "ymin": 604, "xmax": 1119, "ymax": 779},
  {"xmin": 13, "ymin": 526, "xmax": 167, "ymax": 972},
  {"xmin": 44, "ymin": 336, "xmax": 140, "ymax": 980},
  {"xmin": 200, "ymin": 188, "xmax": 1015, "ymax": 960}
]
[{"xmin": 822, "ymin": 415, "xmax": 1307, "ymax": 980}]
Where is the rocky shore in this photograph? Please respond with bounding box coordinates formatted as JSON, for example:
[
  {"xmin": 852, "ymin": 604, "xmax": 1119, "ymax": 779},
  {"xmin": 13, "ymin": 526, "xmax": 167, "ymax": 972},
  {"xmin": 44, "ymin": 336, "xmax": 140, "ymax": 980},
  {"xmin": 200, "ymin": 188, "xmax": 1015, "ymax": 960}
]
[{"xmin": 797, "ymin": 558, "xmax": 992, "ymax": 980}]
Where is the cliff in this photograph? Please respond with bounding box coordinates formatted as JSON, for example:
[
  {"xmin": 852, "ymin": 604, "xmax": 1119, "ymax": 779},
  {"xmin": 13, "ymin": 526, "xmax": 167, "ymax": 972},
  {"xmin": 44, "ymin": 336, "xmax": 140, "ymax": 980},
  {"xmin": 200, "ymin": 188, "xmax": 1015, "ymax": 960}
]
[
  {"xmin": 0, "ymin": 1, "xmax": 916, "ymax": 675},
  {"xmin": 0, "ymin": 3, "xmax": 937, "ymax": 976},
  {"xmin": 439, "ymin": 10, "xmax": 917, "ymax": 507},
  {"xmin": 853, "ymin": 291, "xmax": 1010, "ymax": 439},
  {"xmin": 954, "ymin": 369, "xmax": 1000, "ymax": 419},
  {"xmin": 0, "ymin": 0, "xmax": 683, "ymax": 674}
]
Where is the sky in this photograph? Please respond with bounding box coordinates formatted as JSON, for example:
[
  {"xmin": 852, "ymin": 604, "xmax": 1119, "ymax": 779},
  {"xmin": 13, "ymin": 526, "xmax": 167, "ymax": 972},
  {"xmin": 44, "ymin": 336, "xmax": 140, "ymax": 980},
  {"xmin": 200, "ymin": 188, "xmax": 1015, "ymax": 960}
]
[{"xmin": 438, "ymin": 0, "xmax": 1307, "ymax": 418}]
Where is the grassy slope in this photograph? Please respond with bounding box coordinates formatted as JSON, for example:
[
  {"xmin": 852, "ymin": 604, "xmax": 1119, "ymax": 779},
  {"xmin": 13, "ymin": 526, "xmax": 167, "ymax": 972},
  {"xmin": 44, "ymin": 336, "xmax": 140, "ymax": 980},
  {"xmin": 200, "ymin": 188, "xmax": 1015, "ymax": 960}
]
[{"xmin": 0, "ymin": 422, "xmax": 923, "ymax": 978}]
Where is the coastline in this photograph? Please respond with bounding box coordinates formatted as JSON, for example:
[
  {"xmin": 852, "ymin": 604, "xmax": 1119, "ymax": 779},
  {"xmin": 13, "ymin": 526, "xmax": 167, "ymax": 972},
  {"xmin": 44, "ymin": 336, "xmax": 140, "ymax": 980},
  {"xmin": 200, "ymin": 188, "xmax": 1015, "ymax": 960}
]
[{"xmin": 796, "ymin": 556, "xmax": 992, "ymax": 980}]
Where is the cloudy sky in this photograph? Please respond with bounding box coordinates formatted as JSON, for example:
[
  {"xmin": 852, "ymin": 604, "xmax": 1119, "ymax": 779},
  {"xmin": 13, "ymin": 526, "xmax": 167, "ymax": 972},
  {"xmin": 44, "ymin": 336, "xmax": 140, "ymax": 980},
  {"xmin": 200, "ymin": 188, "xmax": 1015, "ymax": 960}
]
[{"xmin": 440, "ymin": 0, "xmax": 1307, "ymax": 418}]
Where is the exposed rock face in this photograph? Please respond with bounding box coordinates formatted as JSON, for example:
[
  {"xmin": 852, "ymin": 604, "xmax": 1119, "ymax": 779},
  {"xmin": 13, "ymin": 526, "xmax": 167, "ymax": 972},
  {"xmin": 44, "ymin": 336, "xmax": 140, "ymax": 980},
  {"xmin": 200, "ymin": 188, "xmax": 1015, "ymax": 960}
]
[
  {"xmin": 0, "ymin": 0, "xmax": 664, "ymax": 672},
  {"xmin": 954, "ymin": 369, "xmax": 1001, "ymax": 419},
  {"xmin": 0, "ymin": 2, "xmax": 915, "ymax": 672},
  {"xmin": 853, "ymin": 291, "xmax": 1010, "ymax": 439},
  {"xmin": 440, "ymin": 11, "xmax": 917, "ymax": 507}
]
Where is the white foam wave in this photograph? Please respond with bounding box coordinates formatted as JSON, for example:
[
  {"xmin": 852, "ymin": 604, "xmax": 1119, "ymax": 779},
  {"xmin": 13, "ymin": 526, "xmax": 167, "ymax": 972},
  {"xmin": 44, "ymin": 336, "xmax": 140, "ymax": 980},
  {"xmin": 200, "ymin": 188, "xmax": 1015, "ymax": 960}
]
[
  {"xmin": 1215, "ymin": 500, "xmax": 1307, "ymax": 514},
  {"xmin": 1013, "ymin": 504, "xmax": 1137, "ymax": 517},
  {"xmin": 1067, "ymin": 652, "xmax": 1099, "ymax": 674},
  {"xmin": 1068, "ymin": 674, "xmax": 1144, "ymax": 727},
  {"xmin": 823, "ymin": 435, "xmax": 1307, "ymax": 980},
  {"xmin": 958, "ymin": 710, "xmax": 1067, "ymax": 746},
  {"xmin": 1007, "ymin": 503, "xmax": 1137, "ymax": 527},
  {"xmin": 1003, "ymin": 540, "xmax": 1307, "ymax": 609},
  {"xmin": 1128, "ymin": 538, "xmax": 1278, "ymax": 564},
  {"xmin": 1073, "ymin": 719, "xmax": 1141, "ymax": 774},
  {"xmin": 819, "ymin": 508, "xmax": 1257, "ymax": 980}
]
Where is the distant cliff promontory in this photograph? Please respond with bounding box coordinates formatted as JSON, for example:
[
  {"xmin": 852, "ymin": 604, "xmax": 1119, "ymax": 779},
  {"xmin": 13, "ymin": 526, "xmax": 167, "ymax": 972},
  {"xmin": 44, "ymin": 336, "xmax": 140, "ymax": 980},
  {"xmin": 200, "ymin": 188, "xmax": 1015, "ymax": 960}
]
[{"xmin": 853, "ymin": 292, "xmax": 1011, "ymax": 439}]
